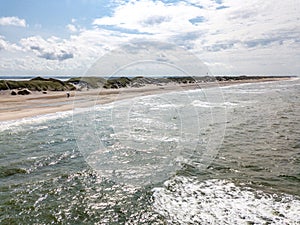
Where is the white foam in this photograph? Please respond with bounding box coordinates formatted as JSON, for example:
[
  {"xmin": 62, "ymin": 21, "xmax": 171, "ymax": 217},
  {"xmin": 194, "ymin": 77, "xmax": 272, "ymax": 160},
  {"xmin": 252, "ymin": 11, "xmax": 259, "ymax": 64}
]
[
  {"xmin": 0, "ymin": 96, "xmax": 121, "ymax": 133},
  {"xmin": 222, "ymin": 89, "xmax": 266, "ymax": 94},
  {"xmin": 0, "ymin": 110, "xmax": 73, "ymax": 132},
  {"xmin": 191, "ymin": 100, "xmax": 237, "ymax": 108},
  {"xmin": 153, "ymin": 176, "xmax": 300, "ymax": 224},
  {"xmin": 221, "ymin": 77, "xmax": 300, "ymax": 92}
]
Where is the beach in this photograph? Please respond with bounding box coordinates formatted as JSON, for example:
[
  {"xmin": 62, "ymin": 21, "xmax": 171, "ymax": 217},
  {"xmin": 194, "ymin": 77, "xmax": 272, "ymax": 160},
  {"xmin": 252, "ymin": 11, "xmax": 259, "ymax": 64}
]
[{"xmin": 0, "ymin": 77, "xmax": 291, "ymax": 121}]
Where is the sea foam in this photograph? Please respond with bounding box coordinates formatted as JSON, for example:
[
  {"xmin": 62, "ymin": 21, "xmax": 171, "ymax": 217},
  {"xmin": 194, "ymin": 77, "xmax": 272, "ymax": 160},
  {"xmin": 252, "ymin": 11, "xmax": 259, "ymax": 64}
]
[
  {"xmin": 0, "ymin": 110, "xmax": 73, "ymax": 132},
  {"xmin": 153, "ymin": 176, "xmax": 300, "ymax": 224}
]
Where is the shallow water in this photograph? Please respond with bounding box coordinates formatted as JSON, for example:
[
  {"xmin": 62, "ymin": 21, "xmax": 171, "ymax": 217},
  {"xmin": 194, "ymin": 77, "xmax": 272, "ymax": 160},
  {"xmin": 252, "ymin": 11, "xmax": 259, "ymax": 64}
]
[{"xmin": 0, "ymin": 78, "xmax": 299, "ymax": 224}]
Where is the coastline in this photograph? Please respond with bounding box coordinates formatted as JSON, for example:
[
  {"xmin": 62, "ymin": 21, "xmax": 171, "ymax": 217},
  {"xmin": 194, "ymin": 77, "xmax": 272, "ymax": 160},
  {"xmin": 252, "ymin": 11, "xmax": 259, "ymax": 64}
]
[{"xmin": 0, "ymin": 77, "xmax": 293, "ymax": 122}]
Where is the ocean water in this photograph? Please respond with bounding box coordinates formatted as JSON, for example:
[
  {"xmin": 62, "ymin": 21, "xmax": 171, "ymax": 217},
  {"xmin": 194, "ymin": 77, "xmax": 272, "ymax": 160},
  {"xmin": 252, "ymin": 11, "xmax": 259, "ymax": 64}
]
[{"xmin": 0, "ymin": 78, "xmax": 299, "ymax": 224}]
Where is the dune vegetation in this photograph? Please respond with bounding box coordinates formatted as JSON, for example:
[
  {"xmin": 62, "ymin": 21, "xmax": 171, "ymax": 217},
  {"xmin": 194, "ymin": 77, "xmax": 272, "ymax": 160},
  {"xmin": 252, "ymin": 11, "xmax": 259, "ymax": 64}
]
[
  {"xmin": 0, "ymin": 77, "xmax": 76, "ymax": 92},
  {"xmin": 0, "ymin": 75, "xmax": 294, "ymax": 95}
]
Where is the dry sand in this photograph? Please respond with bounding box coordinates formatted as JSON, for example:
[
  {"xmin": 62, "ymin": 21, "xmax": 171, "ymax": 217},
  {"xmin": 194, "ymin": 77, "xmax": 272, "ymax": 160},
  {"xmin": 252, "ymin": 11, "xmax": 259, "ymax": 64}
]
[{"xmin": 0, "ymin": 77, "xmax": 291, "ymax": 122}]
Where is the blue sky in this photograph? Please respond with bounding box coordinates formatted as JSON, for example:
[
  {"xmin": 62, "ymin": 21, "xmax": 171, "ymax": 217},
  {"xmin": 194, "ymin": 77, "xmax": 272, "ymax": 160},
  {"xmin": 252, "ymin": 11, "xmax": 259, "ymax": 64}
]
[
  {"xmin": 0, "ymin": 0, "xmax": 299, "ymax": 75},
  {"xmin": 0, "ymin": 0, "xmax": 111, "ymax": 27},
  {"xmin": 0, "ymin": 0, "xmax": 112, "ymax": 40}
]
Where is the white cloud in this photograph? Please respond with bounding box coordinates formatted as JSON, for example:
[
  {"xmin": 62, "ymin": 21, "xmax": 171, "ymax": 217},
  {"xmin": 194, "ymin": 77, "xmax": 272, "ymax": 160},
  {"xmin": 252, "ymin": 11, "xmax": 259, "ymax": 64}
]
[
  {"xmin": 0, "ymin": 37, "xmax": 8, "ymax": 51},
  {"xmin": 1, "ymin": 28, "xmax": 133, "ymax": 75},
  {"xmin": 0, "ymin": 16, "xmax": 26, "ymax": 27},
  {"xmin": 92, "ymin": 0, "xmax": 300, "ymax": 51},
  {"xmin": 0, "ymin": 0, "xmax": 299, "ymax": 75},
  {"xmin": 90, "ymin": 0, "xmax": 300, "ymax": 75},
  {"xmin": 20, "ymin": 36, "xmax": 75, "ymax": 61},
  {"xmin": 93, "ymin": 0, "xmax": 208, "ymax": 35},
  {"xmin": 0, "ymin": 36, "xmax": 22, "ymax": 52},
  {"xmin": 66, "ymin": 24, "xmax": 78, "ymax": 32}
]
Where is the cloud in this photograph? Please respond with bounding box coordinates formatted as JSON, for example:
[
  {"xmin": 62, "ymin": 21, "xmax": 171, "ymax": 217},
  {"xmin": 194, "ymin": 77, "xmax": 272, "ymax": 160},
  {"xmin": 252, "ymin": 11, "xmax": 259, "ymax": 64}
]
[
  {"xmin": 216, "ymin": 5, "xmax": 229, "ymax": 10},
  {"xmin": 189, "ymin": 16, "xmax": 206, "ymax": 25},
  {"xmin": 20, "ymin": 36, "xmax": 75, "ymax": 61},
  {"xmin": 39, "ymin": 50, "xmax": 74, "ymax": 61},
  {"xmin": 92, "ymin": 0, "xmax": 300, "ymax": 53},
  {"xmin": 142, "ymin": 16, "xmax": 171, "ymax": 26},
  {"xmin": 214, "ymin": 0, "xmax": 223, "ymax": 4},
  {"xmin": 93, "ymin": 0, "xmax": 207, "ymax": 35},
  {"xmin": 66, "ymin": 24, "xmax": 77, "ymax": 32},
  {"xmin": 0, "ymin": 16, "xmax": 26, "ymax": 27},
  {"xmin": 0, "ymin": 36, "xmax": 22, "ymax": 52},
  {"xmin": 0, "ymin": 38, "xmax": 7, "ymax": 51},
  {"xmin": 170, "ymin": 31, "xmax": 205, "ymax": 50},
  {"xmin": 1, "ymin": 0, "xmax": 300, "ymax": 75},
  {"xmin": 204, "ymin": 41, "xmax": 237, "ymax": 52},
  {"xmin": 2, "ymin": 28, "xmax": 129, "ymax": 75}
]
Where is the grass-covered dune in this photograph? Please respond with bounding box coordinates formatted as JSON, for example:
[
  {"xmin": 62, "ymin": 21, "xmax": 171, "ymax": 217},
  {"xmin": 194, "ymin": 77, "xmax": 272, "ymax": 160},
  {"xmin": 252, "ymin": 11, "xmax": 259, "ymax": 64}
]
[
  {"xmin": 0, "ymin": 75, "xmax": 295, "ymax": 94},
  {"xmin": 67, "ymin": 75, "xmax": 294, "ymax": 89},
  {"xmin": 0, "ymin": 77, "xmax": 76, "ymax": 92}
]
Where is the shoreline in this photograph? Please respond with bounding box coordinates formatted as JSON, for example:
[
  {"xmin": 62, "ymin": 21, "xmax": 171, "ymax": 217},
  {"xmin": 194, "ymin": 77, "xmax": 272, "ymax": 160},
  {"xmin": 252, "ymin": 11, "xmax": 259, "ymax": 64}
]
[{"xmin": 0, "ymin": 77, "xmax": 293, "ymax": 122}]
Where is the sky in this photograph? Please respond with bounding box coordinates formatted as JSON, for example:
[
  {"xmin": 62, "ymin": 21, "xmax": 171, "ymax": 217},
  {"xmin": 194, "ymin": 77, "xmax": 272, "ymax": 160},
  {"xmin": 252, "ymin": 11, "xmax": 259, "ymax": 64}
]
[{"xmin": 0, "ymin": 0, "xmax": 299, "ymax": 76}]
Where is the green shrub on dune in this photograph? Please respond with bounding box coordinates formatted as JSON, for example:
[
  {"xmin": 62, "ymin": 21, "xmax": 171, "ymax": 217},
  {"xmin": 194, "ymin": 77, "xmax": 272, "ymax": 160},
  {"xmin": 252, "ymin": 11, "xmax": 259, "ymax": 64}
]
[
  {"xmin": 103, "ymin": 77, "xmax": 132, "ymax": 89},
  {"xmin": 0, "ymin": 77, "xmax": 76, "ymax": 92},
  {"xmin": 167, "ymin": 77, "xmax": 196, "ymax": 84},
  {"xmin": 1, "ymin": 76, "xmax": 293, "ymax": 93},
  {"xmin": 67, "ymin": 77, "xmax": 106, "ymax": 89}
]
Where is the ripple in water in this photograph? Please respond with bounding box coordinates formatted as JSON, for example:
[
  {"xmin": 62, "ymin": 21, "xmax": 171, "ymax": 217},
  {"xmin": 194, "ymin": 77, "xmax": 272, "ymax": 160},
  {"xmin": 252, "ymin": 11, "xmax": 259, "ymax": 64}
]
[{"xmin": 73, "ymin": 90, "xmax": 226, "ymax": 186}]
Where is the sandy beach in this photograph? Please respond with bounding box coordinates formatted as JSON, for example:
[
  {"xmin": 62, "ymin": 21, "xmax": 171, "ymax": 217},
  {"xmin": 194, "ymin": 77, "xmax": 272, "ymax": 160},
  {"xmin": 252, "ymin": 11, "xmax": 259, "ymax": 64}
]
[{"xmin": 0, "ymin": 77, "xmax": 292, "ymax": 122}]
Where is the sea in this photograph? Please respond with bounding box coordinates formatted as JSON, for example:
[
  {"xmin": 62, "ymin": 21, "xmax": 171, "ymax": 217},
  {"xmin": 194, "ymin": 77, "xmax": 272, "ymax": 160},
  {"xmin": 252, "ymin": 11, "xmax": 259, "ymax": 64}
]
[{"xmin": 0, "ymin": 78, "xmax": 299, "ymax": 224}]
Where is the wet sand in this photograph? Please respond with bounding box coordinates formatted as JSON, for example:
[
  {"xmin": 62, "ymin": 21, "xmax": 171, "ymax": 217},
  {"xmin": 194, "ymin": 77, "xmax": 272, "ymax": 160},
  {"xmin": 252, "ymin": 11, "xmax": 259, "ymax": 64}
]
[{"xmin": 0, "ymin": 77, "xmax": 291, "ymax": 121}]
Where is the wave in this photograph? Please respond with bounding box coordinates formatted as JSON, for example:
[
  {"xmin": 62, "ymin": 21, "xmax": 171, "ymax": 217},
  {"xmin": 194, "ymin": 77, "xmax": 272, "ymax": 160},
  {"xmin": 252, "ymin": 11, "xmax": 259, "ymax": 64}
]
[
  {"xmin": 191, "ymin": 100, "xmax": 238, "ymax": 108},
  {"xmin": 0, "ymin": 110, "xmax": 73, "ymax": 132},
  {"xmin": 0, "ymin": 166, "xmax": 27, "ymax": 178},
  {"xmin": 153, "ymin": 176, "xmax": 300, "ymax": 224},
  {"xmin": 0, "ymin": 82, "xmax": 224, "ymax": 132}
]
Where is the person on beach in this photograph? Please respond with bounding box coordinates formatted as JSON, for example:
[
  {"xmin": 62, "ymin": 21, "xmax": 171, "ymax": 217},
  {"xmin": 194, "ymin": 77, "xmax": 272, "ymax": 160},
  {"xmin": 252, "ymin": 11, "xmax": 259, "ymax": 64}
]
[{"xmin": 66, "ymin": 92, "xmax": 70, "ymax": 98}]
